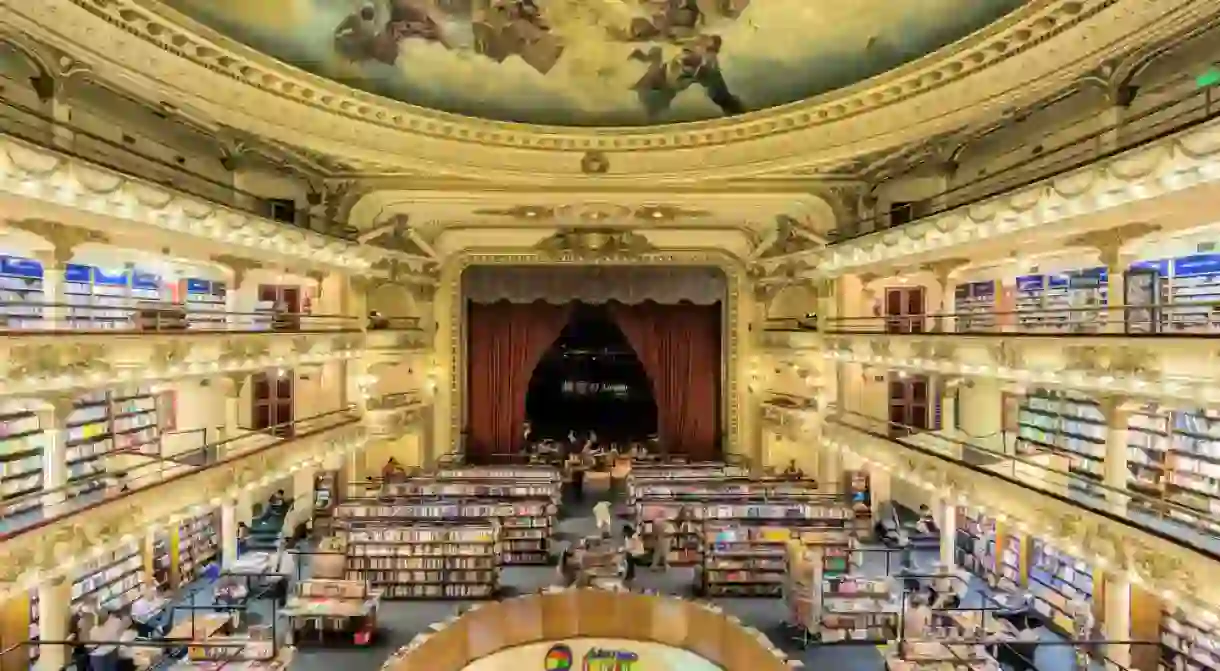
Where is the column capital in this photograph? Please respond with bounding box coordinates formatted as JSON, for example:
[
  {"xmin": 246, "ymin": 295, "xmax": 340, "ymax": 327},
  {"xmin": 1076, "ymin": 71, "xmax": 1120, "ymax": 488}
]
[
  {"xmin": 920, "ymin": 257, "xmax": 971, "ymax": 288},
  {"xmin": 10, "ymin": 220, "xmax": 107, "ymax": 266},
  {"xmin": 1069, "ymin": 223, "xmax": 1159, "ymax": 265},
  {"xmin": 218, "ymin": 372, "xmax": 249, "ymax": 399},
  {"xmin": 212, "ymin": 253, "xmax": 262, "ymax": 288}
]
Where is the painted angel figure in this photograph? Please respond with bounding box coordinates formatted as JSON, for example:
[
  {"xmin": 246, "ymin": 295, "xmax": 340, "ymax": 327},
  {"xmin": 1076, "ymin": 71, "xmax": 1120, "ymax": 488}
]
[{"xmin": 629, "ymin": 34, "xmax": 743, "ymax": 118}]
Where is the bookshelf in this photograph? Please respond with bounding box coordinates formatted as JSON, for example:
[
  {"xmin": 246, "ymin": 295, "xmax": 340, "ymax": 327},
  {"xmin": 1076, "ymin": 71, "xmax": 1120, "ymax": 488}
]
[
  {"xmin": 66, "ymin": 386, "xmax": 164, "ymax": 498},
  {"xmin": 0, "ymin": 255, "xmax": 44, "ymax": 328},
  {"xmin": 434, "ymin": 466, "xmax": 561, "ymax": 481},
  {"xmin": 1014, "ymin": 270, "xmax": 1106, "ymax": 332},
  {"xmin": 340, "ymin": 522, "xmax": 498, "ymax": 599},
  {"xmin": 385, "ymin": 479, "xmax": 559, "ymax": 500},
  {"xmin": 178, "ymin": 509, "xmax": 220, "ymax": 585},
  {"xmin": 844, "ymin": 470, "xmax": 872, "ymax": 537},
  {"xmin": 627, "ymin": 478, "xmax": 817, "ymax": 505},
  {"xmin": 1160, "ymin": 607, "xmax": 1220, "ymax": 671},
  {"xmin": 821, "ymin": 575, "xmax": 899, "ymax": 643},
  {"xmin": 335, "ymin": 498, "xmax": 547, "ymax": 565},
  {"xmin": 636, "ymin": 500, "xmax": 705, "ymax": 565},
  {"xmin": 151, "ymin": 529, "xmax": 171, "ymax": 591},
  {"xmin": 955, "ymin": 507, "xmax": 997, "ymax": 583},
  {"xmin": 71, "ymin": 542, "xmax": 146, "ymax": 612},
  {"xmin": 702, "ymin": 523, "xmax": 850, "ymax": 597},
  {"xmin": 628, "ymin": 465, "xmax": 749, "ymax": 482},
  {"xmin": 179, "ymin": 278, "xmax": 227, "ymax": 329},
  {"xmin": 1015, "ymin": 390, "xmax": 1106, "ymax": 496},
  {"xmin": 1028, "ymin": 539, "xmax": 1094, "ymax": 635},
  {"xmin": 0, "ymin": 405, "xmax": 44, "ymax": 515},
  {"xmin": 954, "ymin": 281, "xmax": 997, "ymax": 332}
]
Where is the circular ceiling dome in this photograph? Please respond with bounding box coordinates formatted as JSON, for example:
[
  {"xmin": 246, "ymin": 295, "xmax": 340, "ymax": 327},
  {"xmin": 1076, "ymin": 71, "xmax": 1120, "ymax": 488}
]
[
  {"xmin": 160, "ymin": 0, "xmax": 1024, "ymax": 127},
  {"xmin": 461, "ymin": 638, "xmax": 722, "ymax": 671}
]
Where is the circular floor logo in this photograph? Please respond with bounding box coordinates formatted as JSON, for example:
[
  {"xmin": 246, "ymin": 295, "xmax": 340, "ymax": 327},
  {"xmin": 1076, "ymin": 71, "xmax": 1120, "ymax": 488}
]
[{"xmin": 544, "ymin": 644, "xmax": 574, "ymax": 670}]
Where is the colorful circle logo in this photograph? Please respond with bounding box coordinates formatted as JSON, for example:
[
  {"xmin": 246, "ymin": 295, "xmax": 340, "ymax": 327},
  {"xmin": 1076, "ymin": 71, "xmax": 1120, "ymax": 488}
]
[{"xmin": 544, "ymin": 644, "xmax": 573, "ymax": 670}]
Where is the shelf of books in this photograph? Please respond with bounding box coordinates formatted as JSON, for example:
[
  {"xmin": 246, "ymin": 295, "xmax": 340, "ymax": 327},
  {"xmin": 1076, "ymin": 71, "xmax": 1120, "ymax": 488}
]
[
  {"xmin": 702, "ymin": 521, "xmax": 850, "ymax": 597},
  {"xmin": 71, "ymin": 542, "xmax": 146, "ymax": 612},
  {"xmin": 955, "ymin": 507, "xmax": 998, "ymax": 583},
  {"xmin": 150, "ymin": 529, "xmax": 172, "ymax": 591},
  {"xmin": 340, "ymin": 522, "xmax": 499, "ymax": 599},
  {"xmin": 1160, "ymin": 607, "xmax": 1220, "ymax": 671},
  {"xmin": 627, "ymin": 464, "xmax": 749, "ymax": 485},
  {"xmin": 177, "ymin": 509, "xmax": 220, "ymax": 585},
  {"xmin": 821, "ymin": 575, "xmax": 899, "ymax": 643},
  {"xmin": 434, "ymin": 466, "xmax": 561, "ymax": 482},
  {"xmin": 954, "ymin": 281, "xmax": 997, "ymax": 332},
  {"xmin": 1015, "ymin": 390, "xmax": 1107, "ymax": 496},
  {"xmin": 179, "ymin": 278, "xmax": 227, "ymax": 329},
  {"xmin": 65, "ymin": 386, "xmax": 164, "ymax": 498},
  {"xmin": 0, "ymin": 255, "xmax": 45, "ymax": 329},
  {"xmin": 627, "ymin": 479, "xmax": 817, "ymax": 505},
  {"xmin": 335, "ymin": 498, "xmax": 548, "ymax": 565},
  {"xmin": 844, "ymin": 470, "xmax": 872, "ymax": 538},
  {"xmin": 1028, "ymin": 539, "xmax": 1095, "ymax": 635},
  {"xmin": 636, "ymin": 500, "xmax": 705, "ymax": 565},
  {"xmin": 385, "ymin": 478, "xmax": 560, "ymax": 501},
  {"xmin": 0, "ymin": 404, "xmax": 44, "ymax": 516},
  {"xmin": 1014, "ymin": 269, "xmax": 1107, "ymax": 331}
]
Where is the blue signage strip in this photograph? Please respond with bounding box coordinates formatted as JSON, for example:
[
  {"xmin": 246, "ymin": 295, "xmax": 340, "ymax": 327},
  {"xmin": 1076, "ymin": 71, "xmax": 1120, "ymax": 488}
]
[
  {"xmin": 185, "ymin": 278, "xmax": 211, "ymax": 293},
  {"xmin": 0, "ymin": 256, "xmax": 44, "ymax": 279},
  {"xmin": 1173, "ymin": 253, "xmax": 1220, "ymax": 277},
  {"xmin": 131, "ymin": 271, "xmax": 160, "ymax": 290},
  {"xmin": 92, "ymin": 268, "xmax": 129, "ymax": 287},
  {"xmin": 1048, "ymin": 276, "xmax": 1069, "ymax": 289},
  {"xmin": 64, "ymin": 264, "xmax": 91, "ymax": 283},
  {"xmin": 1016, "ymin": 275, "xmax": 1044, "ymax": 291}
]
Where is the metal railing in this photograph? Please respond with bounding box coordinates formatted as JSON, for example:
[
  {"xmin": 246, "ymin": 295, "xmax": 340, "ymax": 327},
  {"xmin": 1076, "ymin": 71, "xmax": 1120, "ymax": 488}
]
[
  {"xmin": 0, "ymin": 406, "xmax": 360, "ymax": 540},
  {"xmin": 763, "ymin": 299, "xmax": 1220, "ymax": 336},
  {"xmin": 0, "ymin": 98, "xmax": 358, "ymax": 240},
  {"xmin": 0, "ymin": 300, "xmax": 361, "ymax": 334},
  {"xmin": 831, "ymin": 85, "xmax": 1220, "ymax": 243},
  {"xmin": 827, "ymin": 408, "xmax": 1220, "ymax": 560}
]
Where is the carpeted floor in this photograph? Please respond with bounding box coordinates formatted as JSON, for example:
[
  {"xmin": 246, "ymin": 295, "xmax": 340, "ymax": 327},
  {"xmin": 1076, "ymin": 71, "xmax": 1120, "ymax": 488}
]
[{"xmin": 155, "ymin": 482, "xmax": 1092, "ymax": 671}]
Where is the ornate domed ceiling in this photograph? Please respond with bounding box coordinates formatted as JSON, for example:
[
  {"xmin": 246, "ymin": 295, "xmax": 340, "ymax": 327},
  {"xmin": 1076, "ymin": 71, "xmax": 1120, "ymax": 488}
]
[{"xmin": 160, "ymin": 0, "xmax": 1026, "ymax": 127}]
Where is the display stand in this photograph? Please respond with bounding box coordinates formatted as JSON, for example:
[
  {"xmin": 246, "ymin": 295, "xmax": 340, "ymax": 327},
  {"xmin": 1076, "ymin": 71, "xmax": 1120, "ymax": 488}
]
[
  {"xmin": 785, "ymin": 542, "xmax": 822, "ymax": 645},
  {"xmin": 821, "ymin": 574, "xmax": 900, "ymax": 643},
  {"xmin": 0, "ymin": 403, "xmax": 44, "ymax": 514},
  {"xmin": 280, "ymin": 579, "xmax": 381, "ymax": 646},
  {"xmin": 178, "ymin": 509, "xmax": 220, "ymax": 585}
]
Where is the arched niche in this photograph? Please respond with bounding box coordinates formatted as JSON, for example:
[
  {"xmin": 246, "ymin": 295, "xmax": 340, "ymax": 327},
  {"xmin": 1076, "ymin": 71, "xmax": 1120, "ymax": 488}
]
[
  {"xmin": 766, "ymin": 284, "xmax": 818, "ymax": 319},
  {"xmin": 368, "ymin": 281, "xmax": 419, "ymax": 319}
]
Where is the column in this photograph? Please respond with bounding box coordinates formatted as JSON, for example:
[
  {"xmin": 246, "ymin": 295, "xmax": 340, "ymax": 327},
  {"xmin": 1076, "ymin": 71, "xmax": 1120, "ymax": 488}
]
[
  {"xmin": 1103, "ymin": 574, "xmax": 1132, "ymax": 668},
  {"xmin": 1102, "ymin": 397, "xmax": 1130, "ymax": 512},
  {"xmin": 939, "ymin": 498, "xmax": 957, "ymax": 568},
  {"xmin": 35, "ymin": 578, "xmax": 70, "ymax": 671},
  {"xmin": 289, "ymin": 465, "xmax": 316, "ymax": 530},
  {"xmin": 220, "ymin": 373, "xmax": 247, "ymax": 446},
  {"xmin": 39, "ymin": 395, "xmax": 75, "ymax": 508},
  {"xmin": 34, "ymin": 252, "xmax": 68, "ymax": 329},
  {"xmin": 1098, "ymin": 245, "xmax": 1130, "ymax": 334},
  {"xmin": 220, "ymin": 502, "xmax": 238, "ymax": 568},
  {"xmin": 958, "ymin": 379, "xmax": 1004, "ymax": 455},
  {"xmin": 938, "ymin": 377, "xmax": 958, "ymax": 432}
]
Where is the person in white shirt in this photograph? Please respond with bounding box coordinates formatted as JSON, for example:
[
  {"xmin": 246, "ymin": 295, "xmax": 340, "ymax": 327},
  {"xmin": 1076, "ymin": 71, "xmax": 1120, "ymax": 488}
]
[
  {"xmin": 902, "ymin": 592, "xmax": 933, "ymax": 647},
  {"xmin": 87, "ymin": 608, "xmax": 124, "ymax": 671},
  {"xmin": 130, "ymin": 587, "xmax": 166, "ymax": 637},
  {"xmin": 593, "ymin": 500, "xmax": 613, "ymax": 534}
]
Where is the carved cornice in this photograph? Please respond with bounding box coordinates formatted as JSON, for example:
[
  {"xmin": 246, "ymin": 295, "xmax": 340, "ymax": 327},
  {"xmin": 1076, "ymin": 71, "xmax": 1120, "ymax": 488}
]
[
  {"xmin": 781, "ymin": 113, "xmax": 1220, "ymax": 277},
  {"xmin": 3, "ymin": 0, "xmax": 1202, "ymax": 180},
  {"xmin": 534, "ymin": 228, "xmax": 656, "ymax": 261}
]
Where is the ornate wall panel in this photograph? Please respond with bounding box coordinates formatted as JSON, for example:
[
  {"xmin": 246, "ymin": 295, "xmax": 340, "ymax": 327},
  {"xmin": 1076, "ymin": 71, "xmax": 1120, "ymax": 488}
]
[
  {"xmin": 435, "ymin": 253, "xmax": 748, "ymax": 460},
  {"xmin": 462, "ymin": 266, "xmax": 727, "ymax": 305}
]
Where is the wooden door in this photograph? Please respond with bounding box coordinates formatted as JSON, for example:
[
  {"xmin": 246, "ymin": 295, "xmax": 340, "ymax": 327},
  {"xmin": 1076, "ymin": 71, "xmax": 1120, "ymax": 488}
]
[
  {"xmin": 888, "ymin": 374, "xmax": 932, "ymax": 436},
  {"xmin": 884, "ymin": 287, "xmax": 926, "ymax": 333},
  {"xmin": 252, "ymin": 371, "xmax": 295, "ymax": 437}
]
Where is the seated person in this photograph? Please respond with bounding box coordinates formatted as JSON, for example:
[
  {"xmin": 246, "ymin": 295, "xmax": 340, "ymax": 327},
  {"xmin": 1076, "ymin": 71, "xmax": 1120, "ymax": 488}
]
[
  {"xmin": 213, "ymin": 575, "xmax": 249, "ymax": 608},
  {"xmin": 129, "ymin": 586, "xmax": 168, "ymax": 637},
  {"xmin": 367, "ymin": 310, "xmax": 389, "ymax": 330},
  {"xmin": 995, "ymin": 615, "xmax": 1042, "ymax": 671},
  {"xmin": 915, "ymin": 504, "xmax": 940, "ymax": 534},
  {"xmin": 781, "ymin": 459, "xmax": 804, "ymax": 480},
  {"xmin": 381, "ymin": 457, "xmax": 407, "ymax": 483},
  {"xmin": 236, "ymin": 521, "xmax": 250, "ymax": 555},
  {"xmin": 267, "ymin": 489, "xmax": 289, "ymax": 517}
]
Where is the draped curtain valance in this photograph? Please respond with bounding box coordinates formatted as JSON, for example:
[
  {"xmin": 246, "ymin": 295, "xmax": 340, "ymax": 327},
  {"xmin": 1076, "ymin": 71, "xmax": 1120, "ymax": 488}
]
[{"xmin": 462, "ymin": 266, "xmax": 726, "ymax": 305}]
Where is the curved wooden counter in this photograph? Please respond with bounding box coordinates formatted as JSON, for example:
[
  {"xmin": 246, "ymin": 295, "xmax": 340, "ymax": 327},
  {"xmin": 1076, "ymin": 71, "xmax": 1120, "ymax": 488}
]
[{"xmin": 385, "ymin": 589, "xmax": 793, "ymax": 671}]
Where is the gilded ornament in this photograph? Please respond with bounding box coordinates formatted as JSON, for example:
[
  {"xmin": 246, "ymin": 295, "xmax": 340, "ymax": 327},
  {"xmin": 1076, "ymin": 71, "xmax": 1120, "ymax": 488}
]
[
  {"xmin": 292, "ymin": 337, "xmax": 314, "ymax": 356},
  {"xmin": 988, "ymin": 341, "xmax": 1021, "ymax": 369},
  {"xmin": 533, "ymin": 228, "xmax": 655, "ymax": 261},
  {"xmin": 153, "ymin": 341, "xmax": 192, "ymax": 366},
  {"xmin": 580, "ymin": 151, "xmax": 610, "ymax": 175}
]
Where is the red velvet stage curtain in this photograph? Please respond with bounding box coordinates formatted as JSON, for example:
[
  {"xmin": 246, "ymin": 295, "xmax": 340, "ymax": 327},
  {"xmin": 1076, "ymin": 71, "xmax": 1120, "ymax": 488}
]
[
  {"xmin": 467, "ymin": 300, "xmax": 571, "ymax": 459},
  {"xmin": 608, "ymin": 301, "xmax": 721, "ymax": 460}
]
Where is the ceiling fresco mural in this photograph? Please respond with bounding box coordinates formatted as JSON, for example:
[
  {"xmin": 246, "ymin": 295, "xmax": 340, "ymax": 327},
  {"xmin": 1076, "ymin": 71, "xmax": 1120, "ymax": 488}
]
[{"xmin": 160, "ymin": 0, "xmax": 1028, "ymax": 127}]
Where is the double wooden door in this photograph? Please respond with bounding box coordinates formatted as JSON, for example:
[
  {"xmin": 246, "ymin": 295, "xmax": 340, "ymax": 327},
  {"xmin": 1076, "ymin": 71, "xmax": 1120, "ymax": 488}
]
[{"xmin": 252, "ymin": 371, "xmax": 294, "ymax": 437}]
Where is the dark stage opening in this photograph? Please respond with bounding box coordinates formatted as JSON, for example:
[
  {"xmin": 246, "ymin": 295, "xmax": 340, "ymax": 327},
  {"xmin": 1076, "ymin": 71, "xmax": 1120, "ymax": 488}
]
[{"xmin": 525, "ymin": 303, "xmax": 658, "ymax": 442}]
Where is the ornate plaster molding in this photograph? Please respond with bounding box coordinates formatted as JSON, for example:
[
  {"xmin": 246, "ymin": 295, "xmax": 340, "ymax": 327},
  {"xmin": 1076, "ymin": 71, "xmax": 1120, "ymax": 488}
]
[
  {"xmin": 776, "ymin": 112, "xmax": 1220, "ymax": 278},
  {"xmin": 0, "ymin": 135, "xmax": 434, "ymax": 279},
  {"xmin": 3, "ymin": 0, "xmax": 1205, "ymax": 180},
  {"xmin": 438, "ymin": 251, "xmax": 747, "ymax": 456}
]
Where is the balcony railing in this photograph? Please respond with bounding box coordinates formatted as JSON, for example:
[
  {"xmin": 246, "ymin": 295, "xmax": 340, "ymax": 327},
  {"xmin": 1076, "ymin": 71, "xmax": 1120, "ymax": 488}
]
[
  {"xmin": 763, "ymin": 300, "xmax": 1220, "ymax": 336},
  {"xmin": 828, "ymin": 408, "xmax": 1220, "ymax": 561},
  {"xmin": 830, "ymin": 85, "xmax": 1220, "ymax": 243},
  {"xmin": 0, "ymin": 300, "xmax": 361, "ymax": 334},
  {"xmin": 0, "ymin": 406, "xmax": 360, "ymax": 539},
  {"xmin": 0, "ymin": 98, "xmax": 358, "ymax": 240}
]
